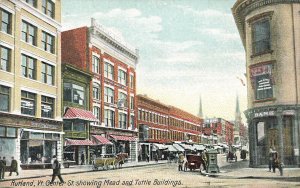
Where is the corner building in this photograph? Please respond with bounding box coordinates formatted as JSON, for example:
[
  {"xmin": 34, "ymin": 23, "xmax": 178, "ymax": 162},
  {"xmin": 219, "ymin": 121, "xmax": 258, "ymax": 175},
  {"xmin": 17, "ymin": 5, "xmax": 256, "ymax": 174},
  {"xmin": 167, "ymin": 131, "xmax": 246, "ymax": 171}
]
[
  {"xmin": 232, "ymin": 0, "xmax": 300, "ymax": 167},
  {"xmin": 62, "ymin": 18, "xmax": 139, "ymax": 162},
  {"xmin": 0, "ymin": 0, "xmax": 62, "ymax": 169}
]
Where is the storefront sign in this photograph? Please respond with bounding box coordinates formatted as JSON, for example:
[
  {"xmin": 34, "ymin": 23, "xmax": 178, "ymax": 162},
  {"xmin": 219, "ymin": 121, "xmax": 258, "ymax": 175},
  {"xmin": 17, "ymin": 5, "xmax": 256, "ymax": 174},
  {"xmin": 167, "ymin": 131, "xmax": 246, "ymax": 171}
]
[
  {"xmin": 31, "ymin": 122, "xmax": 60, "ymax": 130},
  {"xmin": 257, "ymin": 77, "xmax": 272, "ymax": 91},
  {"xmin": 283, "ymin": 110, "xmax": 295, "ymax": 115},
  {"xmin": 294, "ymin": 149, "xmax": 299, "ymax": 156},
  {"xmin": 250, "ymin": 64, "xmax": 272, "ymax": 77},
  {"xmin": 254, "ymin": 111, "xmax": 275, "ymax": 118}
]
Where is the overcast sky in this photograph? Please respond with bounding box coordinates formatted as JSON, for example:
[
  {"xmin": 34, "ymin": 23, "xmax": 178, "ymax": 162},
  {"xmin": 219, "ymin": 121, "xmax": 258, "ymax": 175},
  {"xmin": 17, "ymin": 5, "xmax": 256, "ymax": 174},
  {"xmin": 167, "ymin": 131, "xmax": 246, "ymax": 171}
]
[{"xmin": 62, "ymin": 0, "xmax": 247, "ymax": 122}]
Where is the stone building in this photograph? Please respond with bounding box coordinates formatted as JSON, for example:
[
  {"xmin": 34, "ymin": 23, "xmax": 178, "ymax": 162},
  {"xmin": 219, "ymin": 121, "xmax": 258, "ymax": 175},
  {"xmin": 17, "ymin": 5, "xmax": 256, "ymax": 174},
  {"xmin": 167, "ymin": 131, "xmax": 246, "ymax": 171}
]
[
  {"xmin": 232, "ymin": 0, "xmax": 300, "ymax": 167},
  {"xmin": 0, "ymin": 0, "xmax": 62, "ymax": 169}
]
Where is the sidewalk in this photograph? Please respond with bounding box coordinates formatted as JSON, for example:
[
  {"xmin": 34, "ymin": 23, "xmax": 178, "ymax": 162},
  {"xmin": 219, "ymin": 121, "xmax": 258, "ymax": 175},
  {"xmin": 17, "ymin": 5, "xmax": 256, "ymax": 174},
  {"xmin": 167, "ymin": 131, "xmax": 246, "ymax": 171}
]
[{"xmin": 0, "ymin": 160, "xmax": 168, "ymax": 182}]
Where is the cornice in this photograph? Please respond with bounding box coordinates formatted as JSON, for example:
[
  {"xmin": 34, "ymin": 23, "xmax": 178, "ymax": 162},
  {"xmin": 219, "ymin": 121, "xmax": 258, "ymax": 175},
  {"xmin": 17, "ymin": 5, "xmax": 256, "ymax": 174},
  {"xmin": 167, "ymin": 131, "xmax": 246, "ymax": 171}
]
[{"xmin": 232, "ymin": 0, "xmax": 300, "ymax": 48}]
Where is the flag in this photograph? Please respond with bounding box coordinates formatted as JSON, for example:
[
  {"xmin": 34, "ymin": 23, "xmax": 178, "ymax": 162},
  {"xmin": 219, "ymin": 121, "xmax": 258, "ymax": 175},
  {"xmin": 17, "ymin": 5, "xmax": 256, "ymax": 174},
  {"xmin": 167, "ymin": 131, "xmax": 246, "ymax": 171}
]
[{"xmin": 236, "ymin": 76, "xmax": 246, "ymax": 86}]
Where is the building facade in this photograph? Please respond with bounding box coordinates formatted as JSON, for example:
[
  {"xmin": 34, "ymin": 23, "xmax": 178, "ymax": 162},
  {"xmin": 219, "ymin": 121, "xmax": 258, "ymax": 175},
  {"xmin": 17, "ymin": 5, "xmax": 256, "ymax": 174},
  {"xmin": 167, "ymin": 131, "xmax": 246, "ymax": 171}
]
[
  {"xmin": 62, "ymin": 18, "xmax": 139, "ymax": 162},
  {"xmin": 0, "ymin": 0, "xmax": 62, "ymax": 169},
  {"xmin": 137, "ymin": 95, "xmax": 203, "ymax": 161},
  {"xmin": 232, "ymin": 0, "xmax": 300, "ymax": 167},
  {"xmin": 204, "ymin": 118, "xmax": 234, "ymax": 145}
]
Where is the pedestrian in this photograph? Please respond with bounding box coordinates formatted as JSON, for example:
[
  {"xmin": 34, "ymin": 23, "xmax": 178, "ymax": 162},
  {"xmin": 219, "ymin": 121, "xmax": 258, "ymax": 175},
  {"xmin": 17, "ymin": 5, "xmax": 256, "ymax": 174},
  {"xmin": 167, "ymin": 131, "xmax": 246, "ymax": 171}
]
[
  {"xmin": 146, "ymin": 152, "xmax": 149, "ymax": 162},
  {"xmin": 154, "ymin": 152, "xmax": 158, "ymax": 163},
  {"xmin": 178, "ymin": 153, "xmax": 184, "ymax": 171},
  {"xmin": 9, "ymin": 157, "xmax": 18, "ymax": 176},
  {"xmin": 0, "ymin": 157, "xmax": 3, "ymax": 180},
  {"xmin": 2, "ymin": 157, "xmax": 6, "ymax": 179},
  {"xmin": 50, "ymin": 155, "xmax": 64, "ymax": 184},
  {"xmin": 272, "ymin": 151, "xmax": 279, "ymax": 173},
  {"xmin": 175, "ymin": 153, "xmax": 179, "ymax": 163},
  {"xmin": 81, "ymin": 152, "xmax": 84, "ymax": 165},
  {"xmin": 268, "ymin": 146, "xmax": 274, "ymax": 172},
  {"xmin": 182, "ymin": 156, "xmax": 187, "ymax": 172}
]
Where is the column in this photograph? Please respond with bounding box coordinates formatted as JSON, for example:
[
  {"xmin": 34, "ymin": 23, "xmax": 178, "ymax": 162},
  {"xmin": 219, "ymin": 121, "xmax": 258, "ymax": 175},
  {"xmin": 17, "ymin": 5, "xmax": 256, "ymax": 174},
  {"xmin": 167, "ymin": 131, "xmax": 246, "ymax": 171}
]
[{"xmin": 277, "ymin": 109, "xmax": 284, "ymax": 163}]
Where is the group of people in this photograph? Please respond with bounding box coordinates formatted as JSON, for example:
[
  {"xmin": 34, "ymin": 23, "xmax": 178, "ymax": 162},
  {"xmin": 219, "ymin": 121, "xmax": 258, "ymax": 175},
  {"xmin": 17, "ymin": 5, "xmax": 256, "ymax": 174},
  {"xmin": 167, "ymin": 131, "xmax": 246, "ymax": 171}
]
[{"xmin": 0, "ymin": 156, "xmax": 19, "ymax": 180}]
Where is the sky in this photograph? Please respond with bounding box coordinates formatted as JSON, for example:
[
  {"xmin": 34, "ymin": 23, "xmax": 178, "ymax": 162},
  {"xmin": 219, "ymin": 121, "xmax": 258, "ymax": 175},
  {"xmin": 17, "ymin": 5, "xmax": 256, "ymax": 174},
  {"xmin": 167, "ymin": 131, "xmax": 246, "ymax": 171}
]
[{"xmin": 61, "ymin": 0, "xmax": 247, "ymax": 123}]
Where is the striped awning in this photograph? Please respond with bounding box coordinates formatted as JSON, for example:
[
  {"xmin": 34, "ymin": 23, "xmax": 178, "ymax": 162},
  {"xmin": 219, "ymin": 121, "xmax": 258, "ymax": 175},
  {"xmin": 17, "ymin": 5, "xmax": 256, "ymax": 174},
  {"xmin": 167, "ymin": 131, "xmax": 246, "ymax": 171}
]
[
  {"xmin": 92, "ymin": 135, "xmax": 112, "ymax": 145},
  {"xmin": 63, "ymin": 107, "xmax": 98, "ymax": 122},
  {"xmin": 110, "ymin": 135, "xmax": 136, "ymax": 141},
  {"xmin": 65, "ymin": 139, "xmax": 94, "ymax": 146}
]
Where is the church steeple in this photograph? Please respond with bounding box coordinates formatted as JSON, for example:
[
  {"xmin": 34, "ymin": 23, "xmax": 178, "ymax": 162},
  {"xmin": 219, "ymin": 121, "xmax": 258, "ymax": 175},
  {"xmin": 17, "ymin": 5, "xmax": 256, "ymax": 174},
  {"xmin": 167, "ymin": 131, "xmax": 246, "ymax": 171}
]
[
  {"xmin": 236, "ymin": 94, "xmax": 240, "ymax": 114},
  {"xmin": 198, "ymin": 95, "xmax": 203, "ymax": 118}
]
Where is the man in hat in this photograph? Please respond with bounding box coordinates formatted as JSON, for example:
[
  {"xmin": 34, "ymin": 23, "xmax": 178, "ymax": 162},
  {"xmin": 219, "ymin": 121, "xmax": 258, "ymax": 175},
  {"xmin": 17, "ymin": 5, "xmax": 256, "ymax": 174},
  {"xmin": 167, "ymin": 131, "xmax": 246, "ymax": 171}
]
[
  {"xmin": 9, "ymin": 157, "xmax": 19, "ymax": 176},
  {"xmin": 50, "ymin": 155, "xmax": 64, "ymax": 184},
  {"xmin": 0, "ymin": 157, "xmax": 4, "ymax": 180}
]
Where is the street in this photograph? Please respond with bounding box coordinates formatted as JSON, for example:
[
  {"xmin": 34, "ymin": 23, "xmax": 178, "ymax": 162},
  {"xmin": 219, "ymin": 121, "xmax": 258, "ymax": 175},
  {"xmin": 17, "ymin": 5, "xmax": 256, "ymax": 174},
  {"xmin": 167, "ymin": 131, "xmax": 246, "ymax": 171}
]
[{"xmin": 1, "ymin": 154, "xmax": 299, "ymax": 188}]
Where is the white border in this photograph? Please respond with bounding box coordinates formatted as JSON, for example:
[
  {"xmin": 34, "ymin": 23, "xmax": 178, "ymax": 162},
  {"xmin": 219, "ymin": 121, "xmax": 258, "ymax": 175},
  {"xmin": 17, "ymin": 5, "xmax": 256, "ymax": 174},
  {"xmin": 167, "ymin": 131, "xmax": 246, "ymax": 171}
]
[
  {"xmin": 103, "ymin": 58, "xmax": 114, "ymax": 66},
  {"xmin": 92, "ymin": 52, "xmax": 100, "ymax": 58},
  {"xmin": 0, "ymin": 80, "xmax": 14, "ymax": 88},
  {"xmin": 104, "ymin": 83, "xmax": 114, "ymax": 90},
  {"xmin": 0, "ymin": 41, "xmax": 14, "ymax": 50},
  {"xmin": 104, "ymin": 106, "xmax": 115, "ymax": 111},
  {"xmin": 0, "ymin": 3, "xmax": 15, "ymax": 14}
]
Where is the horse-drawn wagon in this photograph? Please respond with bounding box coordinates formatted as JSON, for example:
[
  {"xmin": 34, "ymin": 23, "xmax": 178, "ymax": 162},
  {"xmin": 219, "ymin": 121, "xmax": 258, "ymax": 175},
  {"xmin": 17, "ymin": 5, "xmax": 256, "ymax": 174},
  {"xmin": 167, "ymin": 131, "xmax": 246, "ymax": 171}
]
[{"xmin": 92, "ymin": 153, "xmax": 128, "ymax": 171}]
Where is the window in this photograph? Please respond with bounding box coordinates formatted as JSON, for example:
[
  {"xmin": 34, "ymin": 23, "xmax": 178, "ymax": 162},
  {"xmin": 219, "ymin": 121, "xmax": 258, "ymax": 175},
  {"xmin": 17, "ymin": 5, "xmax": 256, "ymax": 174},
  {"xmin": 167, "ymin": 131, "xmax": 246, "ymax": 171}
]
[
  {"xmin": 63, "ymin": 83, "xmax": 85, "ymax": 105},
  {"xmin": 41, "ymin": 96, "xmax": 54, "ymax": 118},
  {"xmin": 119, "ymin": 113, "xmax": 127, "ymax": 129},
  {"xmin": 93, "ymin": 106, "xmax": 100, "ymax": 120},
  {"xmin": 252, "ymin": 19, "xmax": 270, "ymax": 55},
  {"xmin": 25, "ymin": 0, "xmax": 37, "ymax": 7},
  {"xmin": 21, "ymin": 91, "xmax": 36, "ymax": 116},
  {"xmin": 104, "ymin": 62, "xmax": 114, "ymax": 80},
  {"xmin": 92, "ymin": 56, "xmax": 100, "ymax": 73},
  {"xmin": 73, "ymin": 121, "xmax": 85, "ymax": 132},
  {"xmin": 118, "ymin": 69, "xmax": 127, "ymax": 85},
  {"xmin": 130, "ymin": 75, "xmax": 134, "ymax": 89},
  {"xmin": 22, "ymin": 21, "xmax": 37, "ymax": 46},
  {"xmin": 42, "ymin": 0, "xmax": 55, "ymax": 18},
  {"xmin": 104, "ymin": 87, "xmax": 114, "ymax": 103},
  {"xmin": 104, "ymin": 109, "xmax": 114, "ymax": 127},
  {"xmin": 0, "ymin": 126, "xmax": 16, "ymax": 138},
  {"xmin": 42, "ymin": 31, "xmax": 55, "ymax": 53},
  {"xmin": 118, "ymin": 92, "xmax": 127, "ymax": 107},
  {"xmin": 1, "ymin": 9, "xmax": 11, "ymax": 34},
  {"xmin": 93, "ymin": 83, "xmax": 100, "ymax": 100},
  {"xmin": 1, "ymin": 46, "xmax": 10, "ymax": 72},
  {"xmin": 130, "ymin": 115, "xmax": 134, "ymax": 129},
  {"xmin": 42, "ymin": 63, "xmax": 54, "ymax": 85},
  {"xmin": 22, "ymin": 54, "xmax": 36, "ymax": 79},
  {"xmin": 130, "ymin": 96, "xmax": 134, "ymax": 110},
  {"xmin": 256, "ymin": 122, "xmax": 265, "ymax": 146},
  {"xmin": 0, "ymin": 85, "xmax": 9, "ymax": 112}
]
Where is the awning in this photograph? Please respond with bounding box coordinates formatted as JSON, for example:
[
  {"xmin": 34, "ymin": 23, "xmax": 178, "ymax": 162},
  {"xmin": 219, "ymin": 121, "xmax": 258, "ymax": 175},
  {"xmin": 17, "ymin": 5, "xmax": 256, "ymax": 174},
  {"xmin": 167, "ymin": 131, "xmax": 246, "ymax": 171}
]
[
  {"xmin": 110, "ymin": 135, "xmax": 136, "ymax": 141},
  {"xmin": 92, "ymin": 135, "xmax": 112, "ymax": 145},
  {"xmin": 173, "ymin": 143, "xmax": 185, "ymax": 152},
  {"xmin": 192, "ymin": 144, "xmax": 206, "ymax": 151},
  {"xmin": 63, "ymin": 107, "xmax": 98, "ymax": 122},
  {"xmin": 179, "ymin": 143, "xmax": 193, "ymax": 150},
  {"xmin": 153, "ymin": 143, "xmax": 168, "ymax": 150},
  {"xmin": 65, "ymin": 139, "xmax": 94, "ymax": 146},
  {"xmin": 166, "ymin": 145, "xmax": 178, "ymax": 152}
]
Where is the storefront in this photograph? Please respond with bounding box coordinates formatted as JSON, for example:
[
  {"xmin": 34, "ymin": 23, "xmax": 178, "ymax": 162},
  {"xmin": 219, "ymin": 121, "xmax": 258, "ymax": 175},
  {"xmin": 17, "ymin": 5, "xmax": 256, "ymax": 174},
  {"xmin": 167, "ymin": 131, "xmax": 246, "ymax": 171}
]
[
  {"xmin": 110, "ymin": 134, "xmax": 137, "ymax": 161},
  {"xmin": 20, "ymin": 129, "xmax": 63, "ymax": 168},
  {"xmin": 246, "ymin": 106, "xmax": 300, "ymax": 167}
]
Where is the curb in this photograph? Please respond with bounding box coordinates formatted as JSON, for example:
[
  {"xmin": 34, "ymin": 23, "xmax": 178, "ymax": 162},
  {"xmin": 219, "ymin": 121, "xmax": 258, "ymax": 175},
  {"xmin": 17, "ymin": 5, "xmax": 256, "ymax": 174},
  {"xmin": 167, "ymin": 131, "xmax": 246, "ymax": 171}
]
[{"xmin": 0, "ymin": 162, "xmax": 168, "ymax": 182}]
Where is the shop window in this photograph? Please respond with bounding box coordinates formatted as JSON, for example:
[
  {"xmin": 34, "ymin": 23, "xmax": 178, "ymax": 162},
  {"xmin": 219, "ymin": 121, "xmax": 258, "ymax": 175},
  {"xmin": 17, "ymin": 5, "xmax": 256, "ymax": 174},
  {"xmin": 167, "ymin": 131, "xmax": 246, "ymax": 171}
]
[
  {"xmin": 22, "ymin": 21, "xmax": 37, "ymax": 46},
  {"xmin": 104, "ymin": 109, "xmax": 115, "ymax": 127},
  {"xmin": 21, "ymin": 90, "xmax": 36, "ymax": 116},
  {"xmin": 25, "ymin": 0, "xmax": 37, "ymax": 7},
  {"xmin": 63, "ymin": 83, "xmax": 85, "ymax": 105},
  {"xmin": 119, "ymin": 113, "xmax": 127, "ymax": 129},
  {"xmin": 41, "ymin": 95, "xmax": 54, "ymax": 118},
  {"xmin": 92, "ymin": 56, "xmax": 100, "ymax": 74},
  {"xmin": 22, "ymin": 54, "xmax": 36, "ymax": 80},
  {"xmin": 252, "ymin": 19, "xmax": 270, "ymax": 55},
  {"xmin": 104, "ymin": 87, "xmax": 114, "ymax": 104},
  {"xmin": 42, "ymin": 0, "xmax": 55, "ymax": 18},
  {"xmin": 73, "ymin": 121, "xmax": 85, "ymax": 132},
  {"xmin": 104, "ymin": 62, "xmax": 114, "ymax": 80},
  {"xmin": 42, "ymin": 31, "xmax": 55, "ymax": 53},
  {"xmin": 1, "ymin": 46, "xmax": 11, "ymax": 72},
  {"xmin": 118, "ymin": 69, "xmax": 127, "ymax": 85},
  {"xmin": 1, "ymin": 9, "xmax": 12, "ymax": 34},
  {"xmin": 6, "ymin": 127, "xmax": 16, "ymax": 137},
  {"xmin": 0, "ymin": 126, "xmax": 5, "ymax": 136},
  {"xmin": 0, "ymin": 85, "xmax": 9, "ymax": 112},
  {"xmin": 63, "ymin": 121, "xmax": 72, "ymax": 131}
]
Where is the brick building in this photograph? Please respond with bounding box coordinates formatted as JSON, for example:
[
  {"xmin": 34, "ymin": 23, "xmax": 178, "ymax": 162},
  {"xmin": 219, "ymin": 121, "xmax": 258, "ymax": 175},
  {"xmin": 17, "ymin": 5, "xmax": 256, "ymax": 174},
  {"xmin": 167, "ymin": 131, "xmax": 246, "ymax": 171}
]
[
  {"xmin": 137, "ymin": 95, "xmax": 202, "ymax": 161},
  {"xmin": 62, "ymin": 18, "xmax": 139, "ymax": 162}
]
